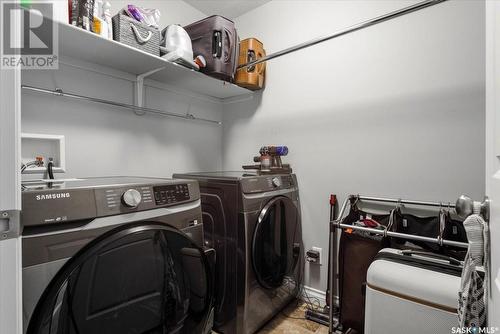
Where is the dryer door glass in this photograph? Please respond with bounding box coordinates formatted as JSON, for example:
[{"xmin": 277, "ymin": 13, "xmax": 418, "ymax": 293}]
[
  {"xmin": 27, "ymin": 223, "xmax": 213, "ymax": 334},
  {"xmin": 252, "ymin": 196, "xmax": 300, "ymax": 289}
]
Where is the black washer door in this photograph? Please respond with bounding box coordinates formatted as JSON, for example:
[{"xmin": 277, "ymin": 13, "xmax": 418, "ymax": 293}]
[
  {"xmin": 252, "ymin": 196, "xmax": 300, "ymax": 289},
  {"xmin": 27, "ymin": 222, "xmax": 213, "ymax": 334}
]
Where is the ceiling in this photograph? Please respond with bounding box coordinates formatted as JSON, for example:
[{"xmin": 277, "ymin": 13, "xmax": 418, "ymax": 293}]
[{"xmin": 184, "ymin": 0, "xmax": 271, "ymax": 19}]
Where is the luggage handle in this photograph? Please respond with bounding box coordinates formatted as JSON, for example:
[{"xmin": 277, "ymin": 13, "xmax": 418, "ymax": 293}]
[
  {"xmin": 245, "ymin": 49, "xmax": 266, "ymax": 74},
  {"xmin": 130, "ymin": 24, "xmax": 153, "ymax": 44},
  {"xmin": 257, "ymin": 50, "xmax": 266, "ymax": 75},
  {"xmin": 224, "ymin": 28, "xmax": 233, "ymax": 63},
  {"xmin": 213, "ymin": 31, "xmax": 222, "ymax": 58},
  {"xmin": 400, "ymin": 249, "xmax": 461, "ymax": 266},
  {"xmin": 246, "ymin": 50, "xmax": 256, "ymax": 72}
]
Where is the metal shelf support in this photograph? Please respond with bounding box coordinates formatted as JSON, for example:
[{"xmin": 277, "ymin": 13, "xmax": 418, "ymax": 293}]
[{"xmin": 134, "ymin": 67, "xmax": 165, "ymax": 113}]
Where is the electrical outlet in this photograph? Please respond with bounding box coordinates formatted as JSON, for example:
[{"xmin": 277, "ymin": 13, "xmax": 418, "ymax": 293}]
[{"xmin": 312, "ymin": 247, "xmax": 322, "ymax": 265}]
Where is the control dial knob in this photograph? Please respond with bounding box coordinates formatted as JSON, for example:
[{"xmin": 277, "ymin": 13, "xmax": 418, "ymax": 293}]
[
  {"xmin": 122, "ymin": 189, "xmax": 142, "ymax": 208},
  {"xmin": 272, "ymin": 177, "xmax": 281, "ymax": 188}
]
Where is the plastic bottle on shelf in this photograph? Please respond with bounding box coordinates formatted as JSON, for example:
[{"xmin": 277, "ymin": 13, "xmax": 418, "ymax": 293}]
[
  {"xmin": 78, "ymin": 0, "xmax": 94, "ymax": 31},
  {"xmin": 103, "ymin": 1, "xmax": 113, "ymax": 40},
  {"xmin": 92, "ymin": 0, "xmax": 103, "ymax": 35},
  {"xmin": 96, "ymin": 0, "xmax": 110, "ymax": 39}
]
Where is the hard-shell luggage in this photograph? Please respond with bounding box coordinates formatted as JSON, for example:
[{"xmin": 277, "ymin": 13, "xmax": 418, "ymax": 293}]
[
  {"xmin": 364, "ymin": 248, "xmax": 462, "ymax": 334},
  {"xmin": 235, "ymin": 38, "xmax": 266, "ymax": 90},
  {"xmin": 184, "ymin": 15, "xmax": 239, "ymax": 82}
]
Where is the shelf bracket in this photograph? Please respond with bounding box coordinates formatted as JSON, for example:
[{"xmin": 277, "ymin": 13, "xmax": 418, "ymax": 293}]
[{"xmin": 135, "ymin": 67, "xmax": 165, "ymax": 115}]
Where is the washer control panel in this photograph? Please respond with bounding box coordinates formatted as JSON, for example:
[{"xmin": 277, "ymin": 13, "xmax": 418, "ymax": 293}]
[
  {"xmin": 95, "ymin": 183, "xmax": 190, "ymax": 215},
  {"xmin": 264, "ymin": 175, "xmax": 294, "ymax": 190},
  {"xmin": 21, "ymin": 178, "xmax": 199, "ymax": 227},
  {"xmin": 122, "ymin": 189, "xmax": 142, "ymax": 207},
  {"xmin": 98, "ymin": 186, "xmax": 154, "ymax": 213},
  {"xmin": 153, "ymin": 184, "xmax": 190, "ymax": 205},
  {"xmin": 242, "ymin": 175, "xmax": 296, "ymax": 194},
  {"xmin": 271, "ymin": 177, "xmax": 282, "ymax": 188}
]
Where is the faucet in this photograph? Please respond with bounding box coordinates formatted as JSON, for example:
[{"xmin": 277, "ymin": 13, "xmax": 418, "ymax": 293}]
[{"xmin": 21, "ymin": 157, "xmax": 44, "ymax": 173}]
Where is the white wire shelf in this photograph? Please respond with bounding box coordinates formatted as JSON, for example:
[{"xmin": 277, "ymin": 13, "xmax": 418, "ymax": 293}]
[{"xmin": 56, "ymin": 19, "xmax": 252, "ymax": 100}]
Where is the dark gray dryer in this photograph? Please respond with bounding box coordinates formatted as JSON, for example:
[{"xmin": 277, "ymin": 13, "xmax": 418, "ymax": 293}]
[
  {"xmin": 173, "ymin": 172, "xmax": 303, "ymax": 334},
  {"xmin": 21, "ymin": 177, "xmax": 215, "ymax": 334}
]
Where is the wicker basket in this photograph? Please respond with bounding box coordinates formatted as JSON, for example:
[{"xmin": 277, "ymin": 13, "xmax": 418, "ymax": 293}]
[{"xmin": 112, "ymin": 14, "xmax": 160, "ymax": 56}]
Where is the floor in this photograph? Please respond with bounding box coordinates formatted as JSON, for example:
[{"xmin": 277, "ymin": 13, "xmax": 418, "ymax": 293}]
[
  {"xmin": 211, "ymin": 300, "xmax": 329, "ymax": 334},
  {"xmin": 256, "ymin": 301, "xmax": 329, "ymax": 334}
]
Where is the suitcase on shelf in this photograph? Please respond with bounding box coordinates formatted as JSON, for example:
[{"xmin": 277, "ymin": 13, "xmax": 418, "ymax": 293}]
[
  {"xmin": 364, "ymin": 248, "xmax": 462, "ymax": 334},
  {"xmin": 235, "ymin": 38, "xmax": 266, "ymax": 90},
  {"xmin": 184, "ymin": 15, "xmax": 239, "ymax": 82}
]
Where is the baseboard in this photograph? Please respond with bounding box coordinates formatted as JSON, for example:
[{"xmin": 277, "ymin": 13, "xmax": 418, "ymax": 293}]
[
  {"xmin": 301, "ymin": 285, "xmax": 326, "ymax": 306},
  {"xmin": 300, "ymin": 285, "xmax": 339, "ymax": 308}
]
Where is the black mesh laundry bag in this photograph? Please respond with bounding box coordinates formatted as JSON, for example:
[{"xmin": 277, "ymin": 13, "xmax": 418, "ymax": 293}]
[
  {"xmin": 391, "ymin": 213, "xmax": 441, "ymax": 252},
  {"xmin": 392, "ymin": 210, "xmax": 468, "ymax": 260},
  {"xmin": 338, "ymin": 202, "xmax": 393, "ymax": 334},
  {"xmin": 442, "ymin": 211, "xmax": 468, "ymax": 260}
]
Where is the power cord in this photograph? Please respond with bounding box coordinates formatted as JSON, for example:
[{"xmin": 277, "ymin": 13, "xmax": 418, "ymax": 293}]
[
  {"xmin": 47, "ymin": 158, "xmax": 55, "ymax": 179},
  {"xmin": 278, "ymin": 255, "xmax": 328, "ymax": 320}
]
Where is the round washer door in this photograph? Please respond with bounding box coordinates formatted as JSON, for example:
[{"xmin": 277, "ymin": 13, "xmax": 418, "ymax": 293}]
[
  {"xmin": 252, "ymin": 196, "xmax": 301, "ymax": 289},
  {"xmin": 27, "ymin": 222, "xmax": 213, "ymax": 334}
]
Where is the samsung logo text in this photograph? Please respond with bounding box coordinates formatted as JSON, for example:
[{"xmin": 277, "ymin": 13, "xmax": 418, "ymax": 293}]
[{"xmin": 36, "ymin": 193, "xmax": 70, "ymax": 201}]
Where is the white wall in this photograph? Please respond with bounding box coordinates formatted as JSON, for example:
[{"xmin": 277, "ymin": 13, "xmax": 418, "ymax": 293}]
[
  {"xmin": 109, "ymin": 0, "xmax": 206, "ymax": 27},
  {"xmin": 22, "ymin": 0, "xmax": 223, "ymax": 179},
  {"xmin": 224, "ymin": 0, "xmax": 486, "ymax": 292},
  {"xmin": 47, "ymin": 0, "xmax": 206, "ymax": 26},
  {"xmin": 485, "ymin": 0, "xmax": 499, "ymax": 327}
]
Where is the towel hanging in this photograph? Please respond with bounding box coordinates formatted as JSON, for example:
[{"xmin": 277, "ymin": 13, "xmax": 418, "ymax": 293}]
[{"xmin": 458, "ymin": 202, "xmax": 489, "ymax": 328}]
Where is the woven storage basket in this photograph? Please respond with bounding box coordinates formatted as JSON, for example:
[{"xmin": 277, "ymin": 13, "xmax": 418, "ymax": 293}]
[{"xmin": 112, "ymin": 14, "xmax": 160, "ymax": 56}]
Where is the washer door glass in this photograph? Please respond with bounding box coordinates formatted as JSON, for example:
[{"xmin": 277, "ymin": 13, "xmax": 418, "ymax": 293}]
[
  {"xmin": 27, "ymin": 223, "xmax": 213, "ymax": 334},
  {"xmin": 252, "ymin": 196, "xmax": 300, "ymax": 289}
]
